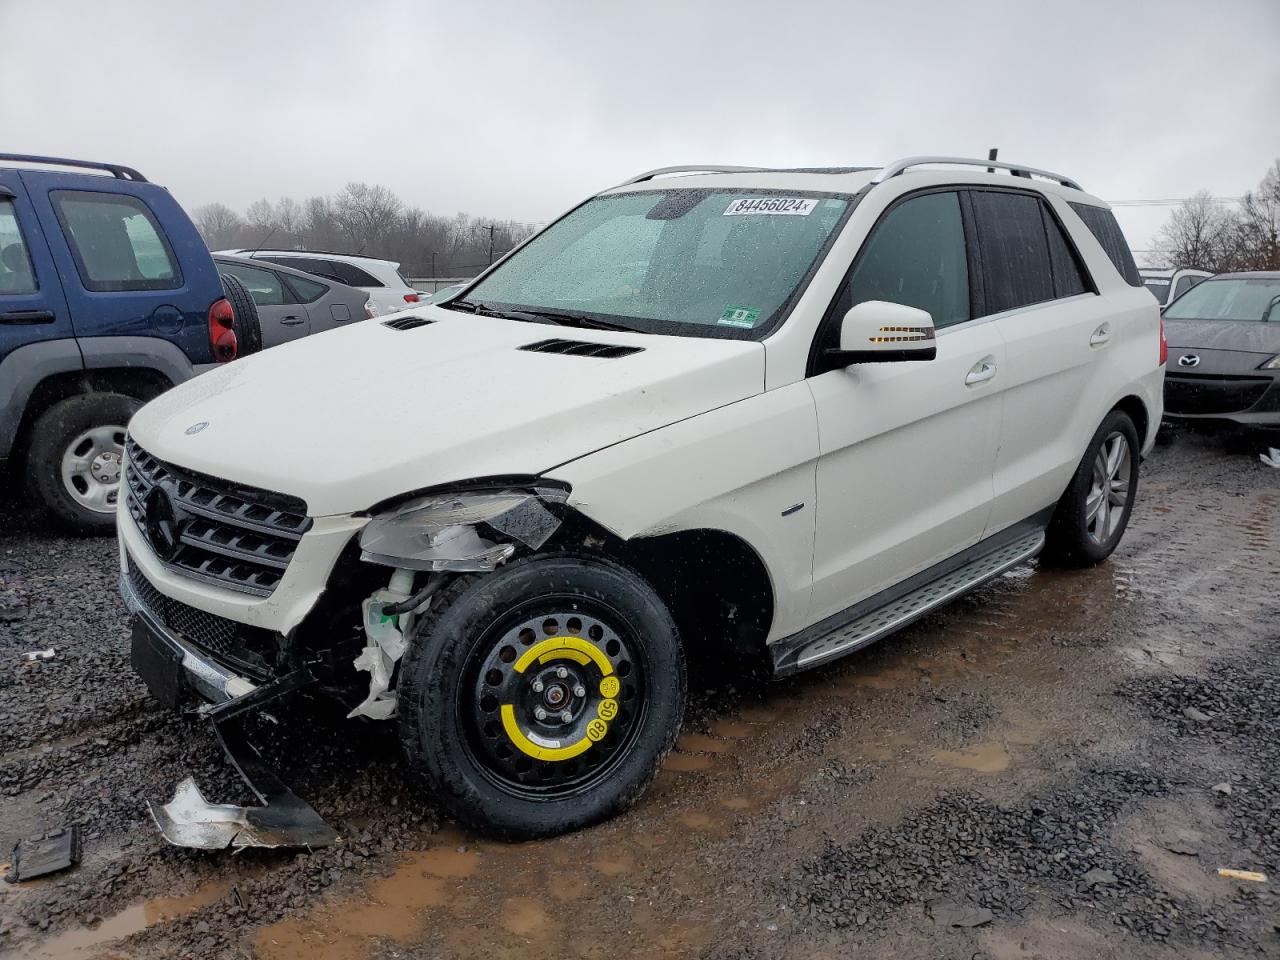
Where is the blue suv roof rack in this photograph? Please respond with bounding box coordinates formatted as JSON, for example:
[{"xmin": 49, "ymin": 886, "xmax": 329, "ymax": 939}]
[{"xmin": 0, "ymin": 153, "xmax": 148, "ymax": 182}]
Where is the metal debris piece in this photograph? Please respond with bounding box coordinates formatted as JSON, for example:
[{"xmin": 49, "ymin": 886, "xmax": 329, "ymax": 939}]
[
  {"xmin": 22, "ymin": 648, "xmax": 55, "ymax": 662},
  {"xmin": 149, "ymin": 719, "xmax": 337, "ymax": 850},
  {"xmin": 6, "ymin": 827, "xmax": 80, "ymax": 882}
]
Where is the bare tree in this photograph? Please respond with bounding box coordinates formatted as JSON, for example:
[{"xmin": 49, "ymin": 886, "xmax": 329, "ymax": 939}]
[
  {"xmin": 1154, "ymin": 191, "xmax": 1241, "ymax": 272},
  {"xmin": 191, "ymin": 202, "xmax": 245, "ymax": 249},
  {"xmin": 333, "ymin": 182, "xmax": 403, "ymax": 252},
  {"xmin": 194, "ymin": 185, "xmax": 536, "ymax": 277},
  {"xmin": 1238, "ymin": 160, "xmax": 1280, "ymax": 272}
]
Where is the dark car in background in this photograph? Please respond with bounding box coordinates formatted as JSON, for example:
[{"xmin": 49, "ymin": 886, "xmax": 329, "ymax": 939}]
[
  {"xmin": 1162, "ymin": 272, "xmax": 1280, "ymax": 430},
  {"xmin": 214, "ymin": 254, "xmax": 371, "ymax": 348}
]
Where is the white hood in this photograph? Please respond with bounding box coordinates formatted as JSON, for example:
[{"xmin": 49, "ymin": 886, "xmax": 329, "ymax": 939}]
[{"xmin": 129, "ymin": 310, "xmax": 764, "ymax": 516}]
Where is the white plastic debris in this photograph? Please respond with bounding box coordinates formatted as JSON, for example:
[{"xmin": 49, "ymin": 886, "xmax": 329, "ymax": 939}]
[
  {"xmin": 1260, "ymin": 448, "xmax": 1280, "ymax": 468},
  {"xmin": 347, "ymin": 570, "xmax": 413, "ymax": 721},
  {"xmin": 22, "ymin": 648, "xmax": 55, "ymax": 662}
]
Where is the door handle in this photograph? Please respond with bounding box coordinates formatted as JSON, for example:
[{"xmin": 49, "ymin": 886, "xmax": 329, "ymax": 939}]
[
  {"xmin": 280, "ymin": 315, "xmax": 306, "ymax": 326},
  {"xmin": 965, "ymin": 358, "xmax": 997, "ymax": 386},
  {"xmin": 0, "ymin": 309, "xmax": 55, "ymax": 324},
  {"xmin": 1089, "ymin": 323, "xmax": 1112, "ymax": 347}
]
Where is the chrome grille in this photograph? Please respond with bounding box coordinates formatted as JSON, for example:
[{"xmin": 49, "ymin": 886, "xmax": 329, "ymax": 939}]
[{"xmin": 124, "ymin": 438, "xmax": 311, "ymax": 597}]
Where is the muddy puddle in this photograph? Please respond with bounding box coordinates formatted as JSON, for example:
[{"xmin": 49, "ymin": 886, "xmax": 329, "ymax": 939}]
[{"xmin": 5, "ymin": 881, "xmax": 233, "ymax": 960}]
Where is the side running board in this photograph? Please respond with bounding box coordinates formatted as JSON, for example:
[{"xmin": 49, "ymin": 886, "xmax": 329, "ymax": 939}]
[{"xmin": 775, "ymin": 530, "xmax": 1046, "ymax": 676}]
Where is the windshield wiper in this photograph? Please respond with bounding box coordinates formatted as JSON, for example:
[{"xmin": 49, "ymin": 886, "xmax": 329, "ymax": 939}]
[
  {"xmin": 447, "ymin": 300, "xmax": 638, "ymax": 333},
  {"xmin": 515, "ymin": 309, "xmax": 638, "ymax": 333}
]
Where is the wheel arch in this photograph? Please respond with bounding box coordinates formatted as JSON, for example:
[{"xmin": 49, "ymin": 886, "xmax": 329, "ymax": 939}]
[
  {"xmin": 550, "ymin": 508, "xmax": 776, "ymax": 678},
  {"xmin": 11, "ymin": 365, "xmax": 174, "ymax": 464},
  {"xmin": 1112, "ymin": 393, "xmax": 1150, "ymax": 449}
]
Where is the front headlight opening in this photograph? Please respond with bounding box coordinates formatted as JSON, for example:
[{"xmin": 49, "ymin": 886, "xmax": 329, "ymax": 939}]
[{"xmin": 358, "ymin": 488, "xmax": 567, "ymax": 572}]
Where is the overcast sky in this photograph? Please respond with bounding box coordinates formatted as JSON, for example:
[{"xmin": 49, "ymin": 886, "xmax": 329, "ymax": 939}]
[{"xmin": 3, "ymin": 0, "xmax": 1277, "ymax": 261}]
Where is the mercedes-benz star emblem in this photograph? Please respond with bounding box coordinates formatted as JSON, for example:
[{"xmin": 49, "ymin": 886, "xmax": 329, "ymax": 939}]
[
  {"xmin": 144, "ymin": 487, "xmax": 181, "ymax": 561},
  {"xmin": 185, "ymin": 421, "xmax": 209, "ymax": 435},
  {"xmin": 1178, "ymin": 354, "xmax": 1201, "ymax": 367}
]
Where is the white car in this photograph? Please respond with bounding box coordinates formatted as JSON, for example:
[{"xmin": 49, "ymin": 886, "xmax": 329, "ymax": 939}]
[
  {"xmin": 1139, "ymin": 267, "xmax": 1211, "ymax": 307},
  {"xmin": 220, "ymin": 249, "xmax": 420, "ymax": 317},
  {"xmin": 124, "ymin": 157, "xmax": 1164, "ymax": 842}
]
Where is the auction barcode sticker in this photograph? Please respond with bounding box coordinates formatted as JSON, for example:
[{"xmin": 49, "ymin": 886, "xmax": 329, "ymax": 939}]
[{"xmin": 723, "ymin": 197, "xmax": 817, "ymax": 216}]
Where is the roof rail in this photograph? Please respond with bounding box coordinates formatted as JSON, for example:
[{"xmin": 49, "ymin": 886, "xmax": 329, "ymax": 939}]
[
  {"xmin": 241, "ymin": 248, "xmax": 391, "ymax": 262},
  {"xmin": 870, "ymin": 156, "xmax": 1082, "ymax": 191},
  {"xmin": 619, "ymin": 165, "xmax": 767, "ymax": 186},
  {"xmin": 0, "ymin": 153, "xmax": 148, "ymax": 182}
]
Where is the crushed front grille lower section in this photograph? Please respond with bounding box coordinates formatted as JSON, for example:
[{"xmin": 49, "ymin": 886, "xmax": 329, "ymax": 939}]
[
  {"xmin": 124, "ymin": 438, "xmax": 311, "ymax": 597},
  {"xmin": 126, "ymin": 558, "xmax": 280, "ymax": 679}
]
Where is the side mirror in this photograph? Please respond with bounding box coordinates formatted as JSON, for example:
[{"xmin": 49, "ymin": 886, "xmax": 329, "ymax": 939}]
[{"xmin": 825, "ymin": 300, "xmax": 937, "ymax": 367}]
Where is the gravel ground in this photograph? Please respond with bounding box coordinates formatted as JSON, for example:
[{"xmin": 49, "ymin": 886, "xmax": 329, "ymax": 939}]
[{"xmin": 1, "ymin": 428, "xmax": 1278, "ymax": 960}]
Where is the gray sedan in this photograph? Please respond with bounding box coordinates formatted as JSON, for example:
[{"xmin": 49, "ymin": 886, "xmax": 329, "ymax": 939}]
[
  {"xmin": 214, "ymin": 254, "xmax": 371, "ymax": 349},
  {"xmin": 1163, "ymin": 272, "xmax": 1280, "ymax": 429}
]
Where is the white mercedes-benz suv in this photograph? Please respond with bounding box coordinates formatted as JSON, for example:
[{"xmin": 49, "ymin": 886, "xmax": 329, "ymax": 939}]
[{"xmin": 120, "ymin": 157, "xmax": 1165, "ymax": 842}]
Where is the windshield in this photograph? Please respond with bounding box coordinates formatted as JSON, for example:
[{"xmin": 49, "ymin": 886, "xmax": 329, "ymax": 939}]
[
  {"xmin": 1164, "ymin": 277, "xmax": 1280, "ymax": 322},
  {"xmin": 453, "ymin": 190, "xmax": 852, "ymax": 338}
]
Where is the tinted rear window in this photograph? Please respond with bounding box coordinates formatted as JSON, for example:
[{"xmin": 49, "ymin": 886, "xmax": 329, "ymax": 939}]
[
  {"xmin": 53, "ymin": 191, "xmax": 181, "ymax": 292},
  {"xmin": 1068, "ymin": 202, "xmax": 1142, "ymax": 286}
]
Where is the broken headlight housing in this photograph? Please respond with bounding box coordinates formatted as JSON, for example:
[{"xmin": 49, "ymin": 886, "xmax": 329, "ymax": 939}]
[{"xmin": 358, "ymin": 486, "xmax": 568, "ymax": 572}]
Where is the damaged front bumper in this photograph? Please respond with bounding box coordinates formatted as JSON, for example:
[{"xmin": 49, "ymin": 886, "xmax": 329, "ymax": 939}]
[{"xmin": 120, "ymin": 571, "xmax": 338, "ymax": 850}]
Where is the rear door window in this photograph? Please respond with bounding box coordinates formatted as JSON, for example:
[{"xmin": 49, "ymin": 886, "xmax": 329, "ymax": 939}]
[
  {"xmin": 0, "ymin": 200, "xmax": 37, "ymax": 294},
  {"xmin": 325, "ymin": 260, "xmax": 383, "ymax": 287},
  {"xmin": 1068, "ymin": 202, "xmax": 1142, "ymax": 286},
  {"xmin": 969, "ymin": 191, "xmax": 1055, "ymax": 314},
  {"xmin": 841, "ymin": 191, "xmax": 970, "ymax": 329},
  {"xmin": 283, "ymin": 273, "xmax": 329, "ymax": 303},
  {"xmin": 218, "ymin": 261, "xmax": 290, "ymax": 306},
  {"xmin": 52, "ymin": 191, "xmax": 181, "ymax": 291},
  {"xmin": 1042, "ymin": 206, "xmax": 1091, "ymax": 298}
]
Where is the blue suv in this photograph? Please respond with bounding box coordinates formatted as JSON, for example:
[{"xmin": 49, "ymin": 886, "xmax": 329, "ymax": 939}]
[{"xmin": 0, "ymin": 154, "xmax": 256, "ymax": 534}]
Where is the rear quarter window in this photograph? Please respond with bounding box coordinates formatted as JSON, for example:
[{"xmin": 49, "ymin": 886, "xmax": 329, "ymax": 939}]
[
  {"xmin": 1068, "ymin": 202, "xmax": 1142, "ymax": 287},
  {"xmin": 52, "ymin": 190, "xmax": 181, "ymax": 292}
]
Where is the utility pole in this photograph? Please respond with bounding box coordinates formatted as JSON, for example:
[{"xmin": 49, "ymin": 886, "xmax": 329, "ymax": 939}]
[{"xmin": 487, "ymin": 225, "xmax": 496, "ymax": 266}]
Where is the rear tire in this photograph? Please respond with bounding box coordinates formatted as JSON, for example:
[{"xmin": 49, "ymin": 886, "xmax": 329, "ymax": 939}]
[
  {"xmin": 397, "ymin": 554, "xmax": 685, "ymax": 839},
  {"xmin": 219, "ymin": 272, "xmax": 263, "ymax": 356},
  {"xmin": 24, "ymin": 392, "xmax": 140, "ymax": 536},
  {"xmin": 1043, "ymin": 409, "xmax": 1140, "ymax": 566}
]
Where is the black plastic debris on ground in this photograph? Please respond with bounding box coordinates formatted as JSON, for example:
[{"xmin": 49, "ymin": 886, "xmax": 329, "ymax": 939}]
[{"xmin": 7, "ymin": 826, "xmax": 80, "ymax": 882}]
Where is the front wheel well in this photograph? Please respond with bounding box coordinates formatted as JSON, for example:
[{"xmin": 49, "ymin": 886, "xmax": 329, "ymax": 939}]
[{"xmin": 549, "ymin": 512, "xmax": 776, "ymax": 679}]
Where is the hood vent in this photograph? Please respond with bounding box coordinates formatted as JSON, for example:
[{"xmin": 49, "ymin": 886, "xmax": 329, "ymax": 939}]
[
  {"xmin": 383, "ymin": 316, "xmax": 435, "ymax": 331},
  {"xmin": 520, "ymin": 338, "xmax": 643, "ymax": 359}
]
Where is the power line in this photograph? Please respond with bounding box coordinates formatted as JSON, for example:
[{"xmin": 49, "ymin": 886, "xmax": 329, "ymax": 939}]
[{"xmin": 1105, "ymin": 196, "xmax": 1244, "ymax": 207}]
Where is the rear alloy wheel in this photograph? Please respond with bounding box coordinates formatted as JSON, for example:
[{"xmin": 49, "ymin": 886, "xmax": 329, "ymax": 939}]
[
  {"xmin": 1044, "ymin": 409, "xmax": 1140, "ymax": 566},
  {"xmin": 398, "ymin": 555, "xmax": 684, "ymax": 838},
  {"xmin": 1085, "ymin": 431, "xmax": 1133, "ymax": 546}
]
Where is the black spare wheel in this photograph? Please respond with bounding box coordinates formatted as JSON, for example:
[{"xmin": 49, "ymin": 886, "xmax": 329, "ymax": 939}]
[{"xmin": 397, "ymin": 554, "xmax": 685, "ymax": 838}]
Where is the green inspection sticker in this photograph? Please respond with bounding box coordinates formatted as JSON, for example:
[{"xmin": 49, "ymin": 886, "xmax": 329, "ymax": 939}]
[{"xmin": 718, "ymin": 305, "xmax": 761, "ymax": 328}]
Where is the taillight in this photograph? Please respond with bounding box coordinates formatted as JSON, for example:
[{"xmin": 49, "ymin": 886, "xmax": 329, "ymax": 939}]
[
  {"xmin": 1158, "ymin": 314, "xmax": 1168, "ymax": 365},
  {"xmin": 208, "ymin": 297, "xmax": 238, "ymax": 363},
  {"xmin": 404, "ymin": 292, "xmax": 420, "ymax": 303},
  {"xmin": 365, "ymin": 301, "xmax": 376, "ymax": 319}
]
